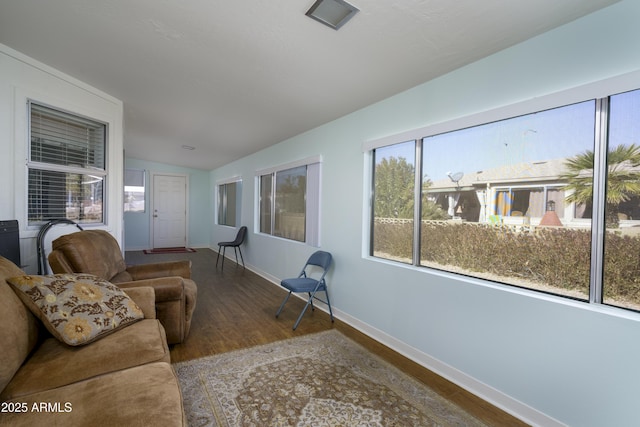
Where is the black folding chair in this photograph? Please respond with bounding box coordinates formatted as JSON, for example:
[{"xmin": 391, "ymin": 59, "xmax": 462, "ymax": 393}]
[{"xmin": 216, "ymin": 226, "xmax": 247, "ymax": 270}]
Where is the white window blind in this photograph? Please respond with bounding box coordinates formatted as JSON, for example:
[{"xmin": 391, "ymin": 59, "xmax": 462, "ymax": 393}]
[
  {"xmin": 28, "ymin": 102, "xmax": 107, "ymax": 225},
  {"xmin": 30, "ymin": 103, "xmax": 105, "ymax": 169}
]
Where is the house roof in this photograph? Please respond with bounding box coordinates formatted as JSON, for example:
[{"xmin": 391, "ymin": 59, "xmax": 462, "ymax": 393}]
[
  {"xmin": 0, "ymin": 1, "xmax": 618, "ymax": 170},
  {"xmin": 428, "ymin": 158, "xmax": 569, "ymax": 192},
  {"xmin": 428, "ymin": 156, "xmax": 640, "ymax": 193}
]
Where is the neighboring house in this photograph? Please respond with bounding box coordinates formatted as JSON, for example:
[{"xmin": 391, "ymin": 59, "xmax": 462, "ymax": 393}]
[{"xmin": 426, "ymin": 158, "xmax": 640, "ymax": 229}]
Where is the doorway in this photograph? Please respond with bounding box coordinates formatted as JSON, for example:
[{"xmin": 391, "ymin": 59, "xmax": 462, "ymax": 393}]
[{"xmin": 151, "ymin": 173, "xmax": 188, "ymax": 249}]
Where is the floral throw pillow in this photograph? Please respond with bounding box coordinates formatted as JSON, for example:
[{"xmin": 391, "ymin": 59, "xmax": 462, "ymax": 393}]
[{"xmin": 8, "ymin": 273, "xmax": 143, "ymax": 346}]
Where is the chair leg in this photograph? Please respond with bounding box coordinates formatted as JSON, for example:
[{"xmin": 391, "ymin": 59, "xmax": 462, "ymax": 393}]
[
  {"xmin": 308, "ymin": 292, "xmax": 315, "ymax": 311},
  {"xmin": 221, "ymin": 247, "xmax": 226, "ymax": 271},
  {"xmin": 293, "ymin": 296, "xmax": 314, "ymax": 330},
  {"xmin": 276, "ymin": 288, "xmax": 330, "ymax": 330},
  {"xmin": 275, "ymin": 292, "xmax": 292, "ymax": 318},
  {"xmin": 325, "ymin": 290, "xmax": 334, "ymax": 323},
  {"xmin": 216, "ymin": 245, "xmax": 221, "ymax": 266},
  {"xmin": 238, "ymin": 246, "xmax": 245, "ymax": 268}
]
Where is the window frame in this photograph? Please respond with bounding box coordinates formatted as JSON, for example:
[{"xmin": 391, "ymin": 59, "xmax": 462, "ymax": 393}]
[
  {"xmin": 256, "ymin": 156, "xmax": 322, "ymax": 246},
  {"xmin": 364, "ymin": 76, "xmax": 640, "ymax": 314},
  {"xmin": 27, "ymin": 100, "xmax": 108, "ymax": 227}
]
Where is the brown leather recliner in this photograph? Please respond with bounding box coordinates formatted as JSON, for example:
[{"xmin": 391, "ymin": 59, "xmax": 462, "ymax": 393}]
[{"xmin": 48, "ymin": 230, "xmax": 197, "ymax": 345}]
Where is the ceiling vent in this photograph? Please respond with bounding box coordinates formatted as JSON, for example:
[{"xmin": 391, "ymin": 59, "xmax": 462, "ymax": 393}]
[{"xmin": 305, "ymin": 0, "xmax": 359, "ymax": 30}]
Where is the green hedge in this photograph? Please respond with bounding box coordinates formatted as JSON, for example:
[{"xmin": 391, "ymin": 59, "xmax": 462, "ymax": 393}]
[
  {"xmin": 373, "ymin": 220, "xmax": 640, "ymax": 306},
  {"xmin": 602, "ymin": 233, "xmax": 640, "ymax": 302},
  {"xmin": 373, "ymin": 220, "xmax": 414, "ymax": 261}
]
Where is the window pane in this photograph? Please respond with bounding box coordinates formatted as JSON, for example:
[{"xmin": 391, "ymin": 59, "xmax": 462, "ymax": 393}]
[
  {"xmin": 260, "ymin": 174, "xmax": 273, "ymax": 234},
  {"xmin": 217, "ymin": 185, "xmax": 226, "ymax": 224},
  {"xmin": 30, "ymin": 103, "xmax": 105, "ymax": 169},
  {"xmin": 225, "ymin": 182, "xmax": 237, "ymax": 227},
  {"xmin": 124, "ymin": 185, "xmax": 145, "ymax": 213},
  {"xmin": 217, "ymin": 182, "xmax": 237, "ymax": 227},
  {"xmin": 28, "ymin": 169, "xmax": 103, "ymax": 225},
  {"xmin": 274, "ymin": 166, "xmax": 306, "ymax": 242},
  {"xmin": 603, "ymin": 89, "xmax": 640, "ymax": 311},
  {"xmin": 371, "ymin": 141, "xmax": 415, "ymax": 263},
  {"xmin": 421, "ymin": 102, "xmax": 595, "ymax": 299},
  {"xmin": 124, "ymin": 169, "xmax": 145, "ymax": 213}
]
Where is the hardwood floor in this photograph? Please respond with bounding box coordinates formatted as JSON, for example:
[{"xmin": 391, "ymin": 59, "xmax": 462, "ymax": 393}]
[{"xmin": 125, "ymin": 248, "xmax": 528, "ymax": 426}]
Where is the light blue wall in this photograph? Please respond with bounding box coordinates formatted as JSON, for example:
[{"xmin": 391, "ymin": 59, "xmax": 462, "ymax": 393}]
[
  {"xmin": 210, "ymin": 2, "xmax": 640, "ymax": 426},
  {"xmin": 124, "ymin": 158, "xmax": 211, "ymax": 250}
]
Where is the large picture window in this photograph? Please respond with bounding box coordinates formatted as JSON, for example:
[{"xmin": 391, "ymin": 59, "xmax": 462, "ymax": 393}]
[
  {"xmin": 28, "ymin": 102, "xmax": 107, "ymax": 226},
  {"xmin": 369, "ymin": 88, "xmax": 640, "ymax": 312},
  {"xmin": 258, "ymin": 158, "xmax": 321, "ymax": 245}
]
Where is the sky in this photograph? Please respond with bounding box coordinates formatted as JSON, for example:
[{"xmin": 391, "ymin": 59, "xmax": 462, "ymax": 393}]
[{"xmin": 376, "ymin": 88, "xmax": 640, "ymax": 182}]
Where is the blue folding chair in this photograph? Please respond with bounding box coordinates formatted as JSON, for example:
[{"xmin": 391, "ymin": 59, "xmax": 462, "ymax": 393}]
[{"xmin": 275, "ymin": 250, "xmax": 334, "ymax": 330}]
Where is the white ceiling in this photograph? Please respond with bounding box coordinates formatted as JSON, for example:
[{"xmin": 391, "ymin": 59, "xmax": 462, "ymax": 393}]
[{"xmin": 0, "ymin": 0, "xmax": 618, "ymax": 170}]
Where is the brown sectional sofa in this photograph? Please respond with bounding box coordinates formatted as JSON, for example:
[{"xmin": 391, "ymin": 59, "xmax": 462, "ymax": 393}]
[{"xmin": 0, "ymin": 256, "xmax": 185, "ymax": 426}]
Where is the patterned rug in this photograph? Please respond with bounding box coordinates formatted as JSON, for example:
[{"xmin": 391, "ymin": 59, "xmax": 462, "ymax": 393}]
[{"xmin": 174, "ymin": 330, "xmax": 487, "ymax": 426}]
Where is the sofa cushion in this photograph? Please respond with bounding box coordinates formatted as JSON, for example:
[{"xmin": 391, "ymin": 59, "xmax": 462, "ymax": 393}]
[
  {"xmin": 7, "ymin": 273, "xmax": 143, "ymax": 346},
  {"xmin": 0, "ymin": 362, "xmax": 185, "ymax": 427},
  {"xmin": 0, "ymin": 319, "xmax": 170, "ymax": 401}
]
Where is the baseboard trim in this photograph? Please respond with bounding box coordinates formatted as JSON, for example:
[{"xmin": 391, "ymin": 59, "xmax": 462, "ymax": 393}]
[
  {"xmin": 335, "ymin": 309, "xmax": 565, "ymax": 427},
  {"xmin": 245, "ymin": 262, "xmax": 564, "ymax": 427}
]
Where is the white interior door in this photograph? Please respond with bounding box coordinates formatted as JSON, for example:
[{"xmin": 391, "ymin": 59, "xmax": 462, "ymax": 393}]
[{"xmin": 152, "ymin": 173, "xmax": 187, "ymax": 248}]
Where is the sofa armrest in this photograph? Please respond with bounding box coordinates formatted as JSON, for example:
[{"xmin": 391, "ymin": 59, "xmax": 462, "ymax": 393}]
[
  {"xmin": 47, "ymin": 249, "xmax": 75, "ymax": 274},
  {"xmin": 126, "ymin": 260, "xmax": 192, "ymax": 280},
  {"xmin": 121, "ymin": 286, "xmax": 156, "ymax": 319},
  {"xmin": 117, "ymin": 276, "xmax": 185, "ymax": 302}
]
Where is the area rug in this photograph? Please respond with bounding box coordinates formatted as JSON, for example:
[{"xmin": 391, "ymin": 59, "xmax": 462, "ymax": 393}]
[
  {"xmin": 174, "ymin": 330, "xmax": 487, "ymax": 426},
  {"xmin": 143, "ymin": 247, "xmax": 196, "ymax": 254}
]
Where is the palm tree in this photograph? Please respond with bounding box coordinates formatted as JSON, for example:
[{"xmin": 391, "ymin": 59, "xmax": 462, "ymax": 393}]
[{"xmin": 562, "ymin": 144, "xmax": 640, "ymax": 227}]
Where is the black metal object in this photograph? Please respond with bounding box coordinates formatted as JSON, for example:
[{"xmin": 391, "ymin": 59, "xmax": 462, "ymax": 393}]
[
  {"xmin": 0, "ymin": 220, "xmax": 21, "ymax": 267},
  {"xmin": 36, "ymin": 219, "xmax": 83, "ymax": 274}
]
